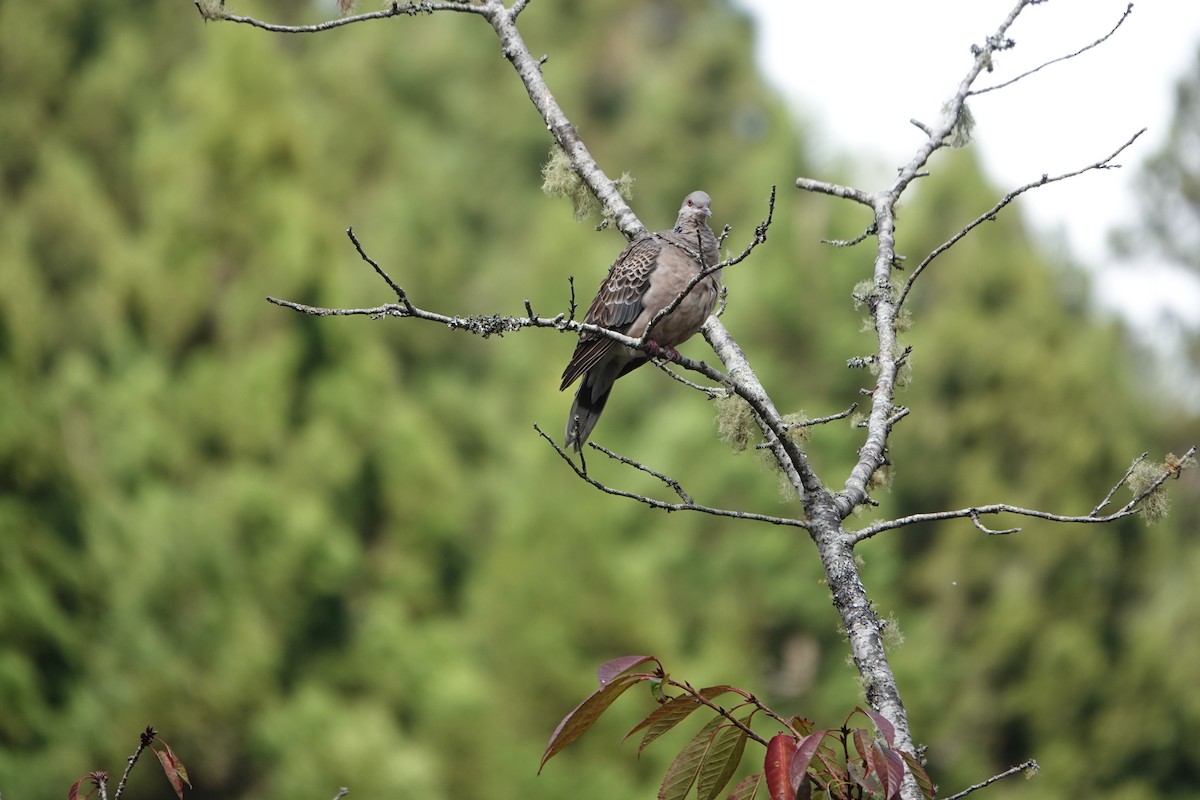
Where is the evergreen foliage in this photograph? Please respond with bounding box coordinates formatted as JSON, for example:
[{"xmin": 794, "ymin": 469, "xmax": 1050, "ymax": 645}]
[{"xmin": 0, "ymin": 1, "xmax": 1196, "ymax": 799}]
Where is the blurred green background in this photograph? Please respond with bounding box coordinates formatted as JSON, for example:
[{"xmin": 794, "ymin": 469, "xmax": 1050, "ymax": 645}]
[{"xmin": 1, "ymin": 1, "xmax": 1197, "ymax": 798}]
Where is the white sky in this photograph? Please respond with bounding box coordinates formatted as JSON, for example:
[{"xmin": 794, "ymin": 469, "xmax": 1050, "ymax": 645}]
[{"xmin": 735, "ymin": 0, "xmax": 1200, "ymax": 331}]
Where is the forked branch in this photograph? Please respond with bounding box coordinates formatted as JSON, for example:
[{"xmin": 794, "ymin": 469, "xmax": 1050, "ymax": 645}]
[
  {"xmin": 851, "ymin": 446, "xmax": 1197, "ymax": 543},
  {"xmin": 531, "ymin": 425, "xmax": 810, "ymax": 530},
  {"xmin": 895, "ymin": 127, "xmax": 1148, "ymax": 310}
]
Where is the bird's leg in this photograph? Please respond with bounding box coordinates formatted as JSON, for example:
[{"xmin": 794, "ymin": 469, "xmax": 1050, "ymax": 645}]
[{"xmin": 645, "ymin": 339, "xmax": 681, "ymax": 362}]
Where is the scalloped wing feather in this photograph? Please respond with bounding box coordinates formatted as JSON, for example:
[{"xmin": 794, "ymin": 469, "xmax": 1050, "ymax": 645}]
[{"xmin": 560, "ymin": 237, "xmax": 663, "ymax": 390}]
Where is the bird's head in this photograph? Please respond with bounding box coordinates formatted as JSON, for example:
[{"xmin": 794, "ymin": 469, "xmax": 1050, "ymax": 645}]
[{"xmin": 677, "ymin": 190, "xmax": 713, "ymax": 224}]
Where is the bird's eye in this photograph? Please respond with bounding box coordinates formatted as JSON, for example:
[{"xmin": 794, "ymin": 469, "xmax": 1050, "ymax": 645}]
[{"xmin": 686, "ymin": 200, "xmax": 694, "ymax": 207}]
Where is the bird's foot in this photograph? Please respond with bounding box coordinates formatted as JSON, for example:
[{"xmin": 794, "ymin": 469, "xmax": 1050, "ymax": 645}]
[{"xmin": 645, "ymin": 340, "xmax": 681, "ymax": 362}]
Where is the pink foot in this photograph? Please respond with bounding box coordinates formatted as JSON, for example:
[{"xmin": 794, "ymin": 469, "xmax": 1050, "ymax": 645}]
[{"xmin": 646, "ymin": 340, "xmax": 681, "ymax": 361}]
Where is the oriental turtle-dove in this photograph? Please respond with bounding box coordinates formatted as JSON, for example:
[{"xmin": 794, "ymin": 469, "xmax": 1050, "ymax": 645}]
[{"xmin": 560, "ymin": 190, "xmax": 721, "ymax": 452}]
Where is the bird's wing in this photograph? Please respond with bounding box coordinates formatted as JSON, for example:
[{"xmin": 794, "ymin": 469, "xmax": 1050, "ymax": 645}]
[{"xmin": 559, "ymin": 236, "xmax": 663, "ymax": 391}]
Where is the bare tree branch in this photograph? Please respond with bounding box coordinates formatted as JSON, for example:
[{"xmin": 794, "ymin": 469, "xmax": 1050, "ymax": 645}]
[
  {"xmin": 194, "ymin": 1, "xmax": 484, "ymax": 33},
  {"xmin": 532, "ymin": 425, "xmax": 810, "ymax": 530},
  {"xmin": 895, "ymin": 128, "xmax": 1147, "ymax": 311},
  {"xmin": 943, "ymin": 758, "xmax": 1039, "ymax": 800},
  {"xmin": 112, "ymin": 727, "xmax": 156, "ymax": 800},
  {"xmin": 1091, "ymin": 452, "xmax": 1149, "ymax": 517},
  {"xmin": 789, "ymin": 7, "xmax": 1084, "ymax": 796},
  {"xmin": 971, "ymin": 3, "xmax": 1134, "ymax": 96},
  {"xmin": 794, "ymin": 177, "xmax": 874, "ymax": 208},
  {"xmin": 701, "ymin": 318, "xmax": 824, "ymax": 502},
  {"xmin": 482, "ymin": 3, "xmax": 646, "ymax": 240},
  {"xmin": 652, "ymin": 360, "xmax": 729, "ymax": 397},
  {"xmin": 836, "ymin": 0, "xmax": 1036, "ymax": 527},
  {"xmin": 970, "ymin": 512, "xmax": 1021, "ymax": 536},
  {"xmin": 850, "ymin": 446, "xmax": 1197, "ymax": 544},
  {"xmin": 822, "ymin": 223, "xmax": 876, "ymax": 248},
  {"xmin": 788, "ymin": 403, "xmax": 860, "ymax": 430}
]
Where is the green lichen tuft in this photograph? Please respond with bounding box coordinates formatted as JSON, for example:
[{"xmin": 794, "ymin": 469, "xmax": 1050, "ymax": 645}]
[
  {"xmin": 948, "ymin": 102, "xmax": 975, "ymax": 148},
  {"xmin": 541, "ymin": 146, "xmax": 632, "ymax": 224},
  {"xmin": 715, "ymin": 393, "xmax": 755, "ymax": 454},
  {"xmin": 881, "ymin": 613, "xmax": 905, "ymax": 650},
  {"xmin": 1128, "ymin": 459, "xmax": 1170, "ymax": 523},
  {"xmin": 868, "ymin": 463, "xmax": 893, "ymax": 493},
  {"xmin": 781, "ymin": 411, "xmax": 812, "ymax": 446}
]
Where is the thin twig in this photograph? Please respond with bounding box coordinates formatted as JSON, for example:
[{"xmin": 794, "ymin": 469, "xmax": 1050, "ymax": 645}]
[
  {"xmin": 971, "ymin": 3, "xmax": 1134, "ymax": 95},
  {"xmin": 895, "ymin": 128, "xmax": 1147, "ymax": 311},
  {"xmin": 112, "ymin": 726, "xmax": 156, "ymax": 800},
  {"xmin": 855, "ymin": 504, "xmax": 1132, "ymax": 543},
  {"xmin": 970, "ymin": 511, "xmax": 1021, "ymax": 536},
  {"xmin": 850, "ymin": 447, "xmax": 1196, "ymax": 543},
  {"xmin": 331, "ymin": 788, "xmax": 350, "ymax": 800},
  {"xmin": 1113, "ymin": 446, "xmax": 1196, "ymax": 516},
  {"xmin": 790, "ymin": 403, "xmax": 859, "ymax": 428},
  {"xmin": 195, "ymin": 0, "xmax": 483, "ymax": 32},
  {"xmin": 943, "ymin": 759, "xmax": 1039, "ymax": 800},
  {"xmin": 589, "ymin": 443, "xmax": 693, "ymax": 504},
  {"xmin": 532, "ymin": 425, "xmax": 810, "ymax": 529},
  {"xmin": 823, "ymin": 223, "xmax": 876, "ymax": 247},
  {"xmin": 653, "ymin": 360, "xmax": 729, "ymax": 397},
  {"xmin": 348, "ymin": 227, "xmax": 407, "ymax": 301},
  {"xmin": 909, "ymin": 118, "xmax": 933, "ymax": 136},
  {"xmin": 1090, "ymin": 452, "xmax": 1149, "ymax": 516},
  {"xmin": 794, "ymin": 177, "xmax": 874, "ymax": 208}
]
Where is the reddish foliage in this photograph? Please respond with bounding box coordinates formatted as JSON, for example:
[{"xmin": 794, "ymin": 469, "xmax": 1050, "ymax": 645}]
[{"xmin": 764, "ymin": 734, "xmax": 797, "ymax": 800}]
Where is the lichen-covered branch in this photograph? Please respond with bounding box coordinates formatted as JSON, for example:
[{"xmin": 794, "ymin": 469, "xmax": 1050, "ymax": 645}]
[{"xmin": 851, "ymin": 446, "xmax": 1197, "ymax": 543}]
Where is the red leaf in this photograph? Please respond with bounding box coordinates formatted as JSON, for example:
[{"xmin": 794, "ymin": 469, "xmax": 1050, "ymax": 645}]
[
  {"xmin": 764, "ymin": 733, "xmax": 797, "ymax": 800},
  {"xmin": 851, "ymin": 724, "xmax": 906, "ymax": 800},
  {"xmin": 540, "ymin": 672, "xmax": 644, "ymax": 772},
  {"xmin": 879, "ymin": 746, "xmax": 906, "ymax": 800},
  {"xmin": 153, "ymin": 740, "xmax": 192, "ymax": 799},
  {"xmin": 787, "ymin": 730, "xmax": 826, "ymax": 792},
  {"xmin": 857, "ymin": 706, "xmax": 896, "ymax": 748},
  {"xmin": 659, "ymin": 716, "xmax": 723, "ymax": 800},
  {"xmin": 696, "ymin": 716, "xmax": 751, "ymax": 800},
  {"xmin": 900, "ymin": 751, "xmax": 936, "ymax": 800},
  {"xmin": 597, "ymin": 655, "xmax": 658, "ymax": 686},
  {"xmin": 725, "ymin": 772, "xmax": 763, "ymax": 800},
  {"xmin": 851, "ymin": 730, "xmax": 882, "ymax": 794},
  {"xmin": 626, "ymin": 686, "xmax": 736, "ymax": 754},
  {"xmin": 68, "ymin": 777, "xmax": 87, "ymax": 800}
]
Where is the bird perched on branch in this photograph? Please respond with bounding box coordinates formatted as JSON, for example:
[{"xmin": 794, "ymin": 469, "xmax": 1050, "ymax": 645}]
[{"xmin": 560, "ymin": 190, "xmax": 721, "ymax": 452}]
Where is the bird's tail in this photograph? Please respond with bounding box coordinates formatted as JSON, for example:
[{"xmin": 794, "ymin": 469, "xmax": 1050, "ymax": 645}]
[{"xmin": 565, "ymin": 382, "xmax": 611, "ymax": 453}]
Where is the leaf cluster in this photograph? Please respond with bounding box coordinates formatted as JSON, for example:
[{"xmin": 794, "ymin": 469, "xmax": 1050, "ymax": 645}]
[{"xmin": 542, "ymin": 657, "xmax": 933, "ymax": 800}]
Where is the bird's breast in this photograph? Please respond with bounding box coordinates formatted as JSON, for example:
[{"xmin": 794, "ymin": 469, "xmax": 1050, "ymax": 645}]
[{"xmin": 643, "ymin": 270, "xmax": 722, "ymax": 347}]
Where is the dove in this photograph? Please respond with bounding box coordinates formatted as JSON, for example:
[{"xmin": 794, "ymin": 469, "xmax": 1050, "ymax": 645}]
[{"xmin": 561, "ymin": 190, "xmax": 721, "ymax": 452}]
